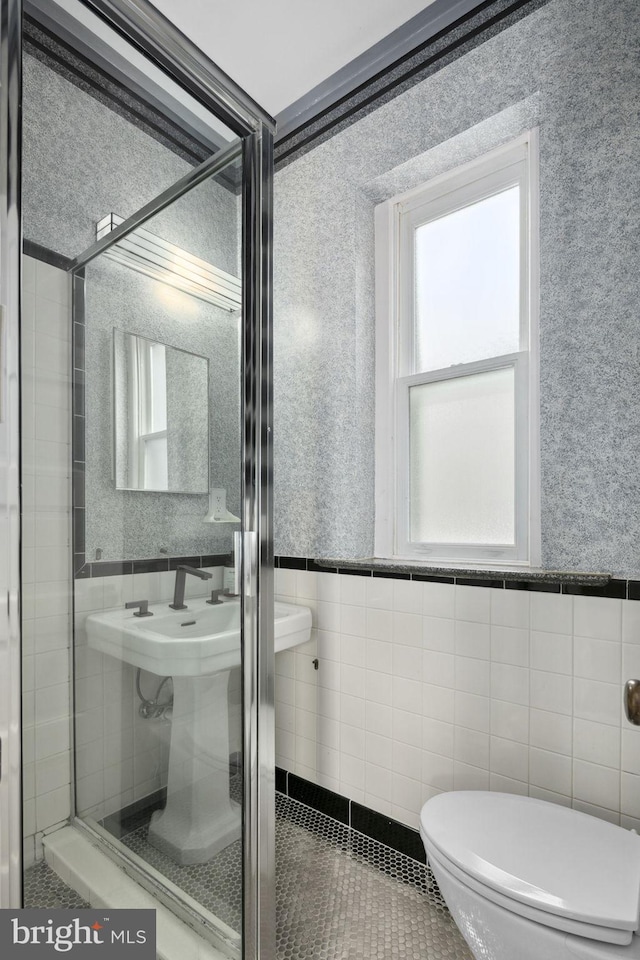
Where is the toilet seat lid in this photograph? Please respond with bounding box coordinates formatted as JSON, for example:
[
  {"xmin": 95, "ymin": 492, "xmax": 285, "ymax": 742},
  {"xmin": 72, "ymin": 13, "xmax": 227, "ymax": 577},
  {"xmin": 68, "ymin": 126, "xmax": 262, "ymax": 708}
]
[{"xmin": 421, "ymin": 792, "xmax": 640, "ymax": 932}]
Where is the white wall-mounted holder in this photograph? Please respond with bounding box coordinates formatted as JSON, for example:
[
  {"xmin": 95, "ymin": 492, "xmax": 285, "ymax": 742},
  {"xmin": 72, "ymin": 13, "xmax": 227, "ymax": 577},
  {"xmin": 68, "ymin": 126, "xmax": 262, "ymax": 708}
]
[{"xmin": 203, "ymin": 487, "xmax": 241, "ymax": 524}]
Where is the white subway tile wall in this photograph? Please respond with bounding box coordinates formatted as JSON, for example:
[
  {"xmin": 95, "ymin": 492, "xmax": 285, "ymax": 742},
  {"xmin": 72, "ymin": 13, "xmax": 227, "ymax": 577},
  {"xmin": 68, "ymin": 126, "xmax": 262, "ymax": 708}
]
[
  {"xmin": 22, "ymin": 257, "xmax": 73, "ymax": 868},
  {"xmin": 22, "ymin": 256, "xmax": 228, "ymax": 866},
  {"xmin": 275, "ymin": 570, "xmax": 640, "ymax": 832}
]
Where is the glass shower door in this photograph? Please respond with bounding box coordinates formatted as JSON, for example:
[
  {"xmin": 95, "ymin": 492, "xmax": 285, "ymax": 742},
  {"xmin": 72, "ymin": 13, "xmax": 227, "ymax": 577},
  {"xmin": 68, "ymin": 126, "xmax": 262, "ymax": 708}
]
[{"xmin": 70, "ymin": 139, "xmax": 270, "ymax": 957}]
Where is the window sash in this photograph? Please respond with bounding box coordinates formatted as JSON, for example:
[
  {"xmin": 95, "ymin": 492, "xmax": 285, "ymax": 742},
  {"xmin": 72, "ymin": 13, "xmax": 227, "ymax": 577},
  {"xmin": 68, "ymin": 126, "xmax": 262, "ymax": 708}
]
[
  {"xmin": 374, "ymin": 134, "xmax": 537, "ymax": 565},
  {"xmin": 395, "ymin": 353, "xmax": 529, "ymax": 562},
  {"xmin": 397, "ymin": 153, "xmax": 530, "ymax": 379}
]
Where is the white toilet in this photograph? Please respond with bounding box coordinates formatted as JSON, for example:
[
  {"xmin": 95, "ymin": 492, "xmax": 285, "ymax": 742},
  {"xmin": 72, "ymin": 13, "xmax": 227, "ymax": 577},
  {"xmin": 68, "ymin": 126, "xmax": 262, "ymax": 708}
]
[{"xmin": 420, "ymin": 792, "xmax": 640, "ymax": 960}]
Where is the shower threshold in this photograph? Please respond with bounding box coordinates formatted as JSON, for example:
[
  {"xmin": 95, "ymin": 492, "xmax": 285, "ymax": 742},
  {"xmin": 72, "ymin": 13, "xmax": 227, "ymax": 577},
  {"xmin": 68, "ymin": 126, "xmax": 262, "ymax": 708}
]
[{"xmin": 41, "ymin": 825, "xmax": 234, "ymax": 960}]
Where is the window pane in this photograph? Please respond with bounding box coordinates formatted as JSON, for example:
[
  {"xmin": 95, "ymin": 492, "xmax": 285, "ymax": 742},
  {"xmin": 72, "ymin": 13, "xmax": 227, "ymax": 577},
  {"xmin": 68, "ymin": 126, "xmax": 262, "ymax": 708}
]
[
  {"xmin": 149, "ymin": 342, "xmax": 168, "ymax": 433},
  {"xmin": 144, "ymin": 436, "xmax": 168, "ymax": 490},
  {"xmin": 414, "ymin": 186, "xmax": 520, "ymax": 372},
  {"xmin": 409, "ymin": 368, "xmax": 515, "ymax": 545}
]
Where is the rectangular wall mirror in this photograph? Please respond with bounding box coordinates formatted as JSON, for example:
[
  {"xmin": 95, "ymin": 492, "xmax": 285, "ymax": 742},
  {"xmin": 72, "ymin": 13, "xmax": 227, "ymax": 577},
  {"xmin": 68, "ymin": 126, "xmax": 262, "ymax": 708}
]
[{"xmin": 113, "ymin": 329, "xmax": 209, "ymax": 493}]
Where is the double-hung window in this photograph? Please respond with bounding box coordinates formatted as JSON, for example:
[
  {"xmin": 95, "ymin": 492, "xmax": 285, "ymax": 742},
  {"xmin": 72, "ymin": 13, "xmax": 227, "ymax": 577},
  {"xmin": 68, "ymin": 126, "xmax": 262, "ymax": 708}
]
[
  {"xmin": 130, "ymin": 336, "xmax": 169, "ymax": 491},
  {"xmin": 375, "ymin": 135, "xmax": 538, "ymax": 564}
]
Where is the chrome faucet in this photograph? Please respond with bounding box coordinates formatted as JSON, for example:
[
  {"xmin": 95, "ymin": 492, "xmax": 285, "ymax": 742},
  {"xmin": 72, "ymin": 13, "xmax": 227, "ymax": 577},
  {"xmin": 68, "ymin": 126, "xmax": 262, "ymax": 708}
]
[{"xmin": 169, "ymin": 564, "xmax": 212, "ymax": 610}]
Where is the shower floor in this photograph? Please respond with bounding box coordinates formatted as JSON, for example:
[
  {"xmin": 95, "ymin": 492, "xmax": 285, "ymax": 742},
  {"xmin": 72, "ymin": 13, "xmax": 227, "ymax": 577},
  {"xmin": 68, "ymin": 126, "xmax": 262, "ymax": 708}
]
[
  {"xmin": 118, "ymin": 792, "xmax": 471, "ymax": 960},
  {"xmin": 26, "ymin": 794, "xmax": 472, "ymax": 959},
  {"xmin": 24, "ymin": 859, "xmax": 89, "ymax": 909}
]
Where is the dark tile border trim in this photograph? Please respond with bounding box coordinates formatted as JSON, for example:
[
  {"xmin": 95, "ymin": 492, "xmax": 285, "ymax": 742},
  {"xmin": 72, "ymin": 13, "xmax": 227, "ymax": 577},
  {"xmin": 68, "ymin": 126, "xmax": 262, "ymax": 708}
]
[
  {"xmin": 629, "ymin": 582, "xmax": 640, "ymax": 602},
  {"xmin": 274, "ymin": 557, "xmax": 640, "ymax": 598},
  {"xmin": 351, "ymin": 803, "xmax": 426, "ymax": 864},
  {"xmin": 77, "ymin": 553, "xmax": 229, "ymax": 579},
  {"xmin": 277, "ymin": 767, "xmax": 426, "ymax": 865},
  {"xmin": 73, "ymin": 549, "xmax": 634, "ymax": 594},
  {"xmin": 72, "ymin": 272, "xmax": 86, "ymax": 578},
  {"xmin": 287, "ymin": 773, "xmax": 350, "ymax": 825},
  {"xmin": 456, "ymin": 577, "xmax": 505, "ymax": 589},
  {"xmin": 561, "ymin": 580, "xmax": 627, "ymax": 600},
  {"xmin": 275, "ymin": 767, "xmax": 288, "ymax": 794},
  {"xmin": 101, "ymin": 789, "xmax": 167, "ymax": 841},
  {"xmin": 505, "ymin": 580, "xmax": 561, "ymax": 593},
  {"xmin": 23, "ymin": 240, "xmax": 74, "ymax": 272}
]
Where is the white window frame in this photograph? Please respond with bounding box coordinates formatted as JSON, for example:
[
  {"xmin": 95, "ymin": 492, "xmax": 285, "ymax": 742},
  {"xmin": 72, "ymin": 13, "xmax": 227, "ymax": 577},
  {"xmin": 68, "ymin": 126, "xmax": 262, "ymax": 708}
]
[{"xmin": 375, "ymin": 132, "xmax": 540, "ymax": 567}]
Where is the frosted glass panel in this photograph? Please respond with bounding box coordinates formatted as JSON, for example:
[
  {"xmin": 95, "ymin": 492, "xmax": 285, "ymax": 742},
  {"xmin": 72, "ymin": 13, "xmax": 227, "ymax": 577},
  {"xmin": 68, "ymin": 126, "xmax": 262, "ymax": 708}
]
[
  {"xmin": 414, "ymin": 186, "xmax": 520, "ymax": 372},
  {"xmin": 409, "ymin": 368, "xmax": 515, "ymax": 545}
]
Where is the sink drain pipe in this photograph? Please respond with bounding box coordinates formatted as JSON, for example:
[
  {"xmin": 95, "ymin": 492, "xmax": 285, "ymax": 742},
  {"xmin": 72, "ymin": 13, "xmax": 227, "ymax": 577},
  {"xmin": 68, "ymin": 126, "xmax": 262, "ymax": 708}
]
[{"xmin": 136, "ymin": 669, "xmax": 173, "ymax": 720}]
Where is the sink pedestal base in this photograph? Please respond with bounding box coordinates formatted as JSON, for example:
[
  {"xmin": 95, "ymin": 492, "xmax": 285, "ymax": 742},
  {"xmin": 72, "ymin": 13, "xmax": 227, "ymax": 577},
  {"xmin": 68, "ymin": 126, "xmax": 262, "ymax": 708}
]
[{"xmin": 148, "ymin": 671, "xmax": 240, "ymax": 865}]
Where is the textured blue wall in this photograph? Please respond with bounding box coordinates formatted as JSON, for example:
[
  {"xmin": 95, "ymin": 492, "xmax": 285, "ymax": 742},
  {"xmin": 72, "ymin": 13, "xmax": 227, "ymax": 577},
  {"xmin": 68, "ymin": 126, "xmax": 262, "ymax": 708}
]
[{"xmin": 273, "ymin": 0, "xmax": 640, "ymax": 576}]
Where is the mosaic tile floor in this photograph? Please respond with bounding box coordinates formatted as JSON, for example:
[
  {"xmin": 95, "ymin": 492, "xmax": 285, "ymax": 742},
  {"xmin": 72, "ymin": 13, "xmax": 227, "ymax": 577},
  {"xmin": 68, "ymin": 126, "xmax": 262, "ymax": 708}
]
[
  {"xmin": 274, "ymin": 796, "xmax": 472, "ymax": 960},
  {"xmin": 25, "ymin": 795, "xmax": 472, "ymax": 959},
  {"xmin": 120, "ymin": 794, "xmax": 471, "ymax": 959},
  {"xmin": 24, "ymin": 860, "xmax": 89, "ymax": 909}
]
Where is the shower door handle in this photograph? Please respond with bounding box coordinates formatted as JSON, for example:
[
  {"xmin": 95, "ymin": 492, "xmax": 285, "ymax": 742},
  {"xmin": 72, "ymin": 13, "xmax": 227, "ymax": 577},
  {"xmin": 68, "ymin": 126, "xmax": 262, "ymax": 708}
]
[
  {"xmin": 0, "ymin": 304, "xmax": 5, "ymax": 422},
  {"xmin": 236, "ymin": 530, "xmax": 257, "ymax": 598}
]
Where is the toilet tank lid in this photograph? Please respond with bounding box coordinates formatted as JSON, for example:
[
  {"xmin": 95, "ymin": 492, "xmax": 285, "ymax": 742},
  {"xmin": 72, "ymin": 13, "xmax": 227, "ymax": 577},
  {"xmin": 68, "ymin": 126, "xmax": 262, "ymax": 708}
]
[{"xmin": 421, "ymin": 792, "xmax": 640, "ymax": 932}]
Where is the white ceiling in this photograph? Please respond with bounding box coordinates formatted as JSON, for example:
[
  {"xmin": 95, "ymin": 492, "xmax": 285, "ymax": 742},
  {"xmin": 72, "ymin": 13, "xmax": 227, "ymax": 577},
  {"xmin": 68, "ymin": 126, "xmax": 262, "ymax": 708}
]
[{"xmin": 150, "ymin": 0, "xmax": 438, "ymax": 118}]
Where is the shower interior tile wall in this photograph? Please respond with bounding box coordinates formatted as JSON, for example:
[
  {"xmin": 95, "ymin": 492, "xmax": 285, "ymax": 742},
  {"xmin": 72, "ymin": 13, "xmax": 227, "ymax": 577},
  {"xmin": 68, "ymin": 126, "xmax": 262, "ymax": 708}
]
[
  {"xmin": 22, "ymin": 256, "xmax": 73, "ymax": 868},
  {"xmin": 21, "ymin": 256, "xmax": 230, "ymax": 860},
  {"xmin": 274, "ymin": 569, "xmax": 640, "ymax": 831}
]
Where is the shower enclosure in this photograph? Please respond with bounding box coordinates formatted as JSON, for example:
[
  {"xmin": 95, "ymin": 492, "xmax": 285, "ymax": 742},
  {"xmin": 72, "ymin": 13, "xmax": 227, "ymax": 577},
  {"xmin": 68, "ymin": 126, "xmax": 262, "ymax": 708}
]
[{"xmin": 0, "ymin": 0, "xmax": 276, "ymax": 957}]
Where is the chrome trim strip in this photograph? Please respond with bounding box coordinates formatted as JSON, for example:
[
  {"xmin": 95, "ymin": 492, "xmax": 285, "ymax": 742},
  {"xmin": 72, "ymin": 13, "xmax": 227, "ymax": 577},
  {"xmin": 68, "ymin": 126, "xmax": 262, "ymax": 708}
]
[
  {"xmin": 81, "ymin": 0, "xmax": 275, "ymax": 135},
  {"xmin": 257, "ymin": 126, "xmax": 275, "ymax": 960},
  {"xmin": 241, "ymin": 126, "xmax": 275, "ymax": 960},
  {"xmin": 0, "ymin": 0, "xmax": 22, "ymax": 909},
  {"xmin": 64, "ymin": 5, "xmax": 276, "ymax": 953},
  {"xmin": 71, "ymin": 138, "xmax": 242, "ymax": 271}
]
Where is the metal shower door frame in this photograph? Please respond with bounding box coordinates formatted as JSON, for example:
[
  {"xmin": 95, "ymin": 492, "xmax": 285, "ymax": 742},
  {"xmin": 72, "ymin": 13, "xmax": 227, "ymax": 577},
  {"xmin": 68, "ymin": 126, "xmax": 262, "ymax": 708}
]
[
  {"xmin": 0, "ymin": 4, "xmax": 276, "ymax": 958},
  {"xmin": 0, "ymin": 0, "xmax": 23, "ymax": 913}
]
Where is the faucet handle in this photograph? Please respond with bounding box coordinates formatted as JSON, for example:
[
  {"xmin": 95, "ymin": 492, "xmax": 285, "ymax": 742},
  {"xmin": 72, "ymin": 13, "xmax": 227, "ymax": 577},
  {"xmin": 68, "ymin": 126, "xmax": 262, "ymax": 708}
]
[
  {"xmin": 206, "ymin": 589, "xmax": 223, "ymax": 606},
  {"xmin": 125, "ymin": 599, "xmax": 153, "ymax": 618},
  {"xmin": 177, "ymin": 564, "xmax": 212, "ymax": 580}
]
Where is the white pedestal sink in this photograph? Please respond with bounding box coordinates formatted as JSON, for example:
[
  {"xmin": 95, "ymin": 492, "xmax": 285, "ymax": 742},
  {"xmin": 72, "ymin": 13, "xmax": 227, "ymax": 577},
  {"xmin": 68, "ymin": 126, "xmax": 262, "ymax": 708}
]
[{"xmin": 86, "ymin": 596, "xmax": 312, "ymax": 864}]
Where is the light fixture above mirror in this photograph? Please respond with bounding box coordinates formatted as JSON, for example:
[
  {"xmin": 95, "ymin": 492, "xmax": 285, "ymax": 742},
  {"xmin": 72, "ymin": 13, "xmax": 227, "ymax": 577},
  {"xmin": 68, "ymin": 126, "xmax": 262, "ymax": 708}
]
[{"xmin": 97, "ymin": 213, "xmax": 242, "ymax": 311}]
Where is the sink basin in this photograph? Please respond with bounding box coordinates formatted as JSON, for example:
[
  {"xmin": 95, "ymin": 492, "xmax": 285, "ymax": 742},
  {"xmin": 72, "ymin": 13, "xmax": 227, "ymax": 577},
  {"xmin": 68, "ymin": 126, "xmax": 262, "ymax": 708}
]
[
  {"xmin": 86, "ymin": 596, "xmax": 312, "ymax": 676},
  {"xmin": 84, "ymin": 594, "xmax": 313, "ymax": 865}
]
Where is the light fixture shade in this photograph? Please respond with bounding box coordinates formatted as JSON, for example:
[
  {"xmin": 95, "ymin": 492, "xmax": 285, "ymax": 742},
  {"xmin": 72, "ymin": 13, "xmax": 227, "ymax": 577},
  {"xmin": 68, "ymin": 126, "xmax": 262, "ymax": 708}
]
[{"xmin": 96, "ymin": 213, "xmax": 242, "ymax": 311}]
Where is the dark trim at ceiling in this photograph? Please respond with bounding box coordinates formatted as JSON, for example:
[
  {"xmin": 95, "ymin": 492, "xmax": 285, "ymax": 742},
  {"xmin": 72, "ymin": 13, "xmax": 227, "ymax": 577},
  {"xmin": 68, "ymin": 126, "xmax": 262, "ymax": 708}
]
[
  {"xmin": 23, "ymin": 14, "xmax": 242, "ymax": 193},
  {"xmin": 274, "ymin": 0, "xmax": 552, "ymax": 169},
  {"xmin": 24, "ymin": 15, "xmax": 210, "ymax": 166}
]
